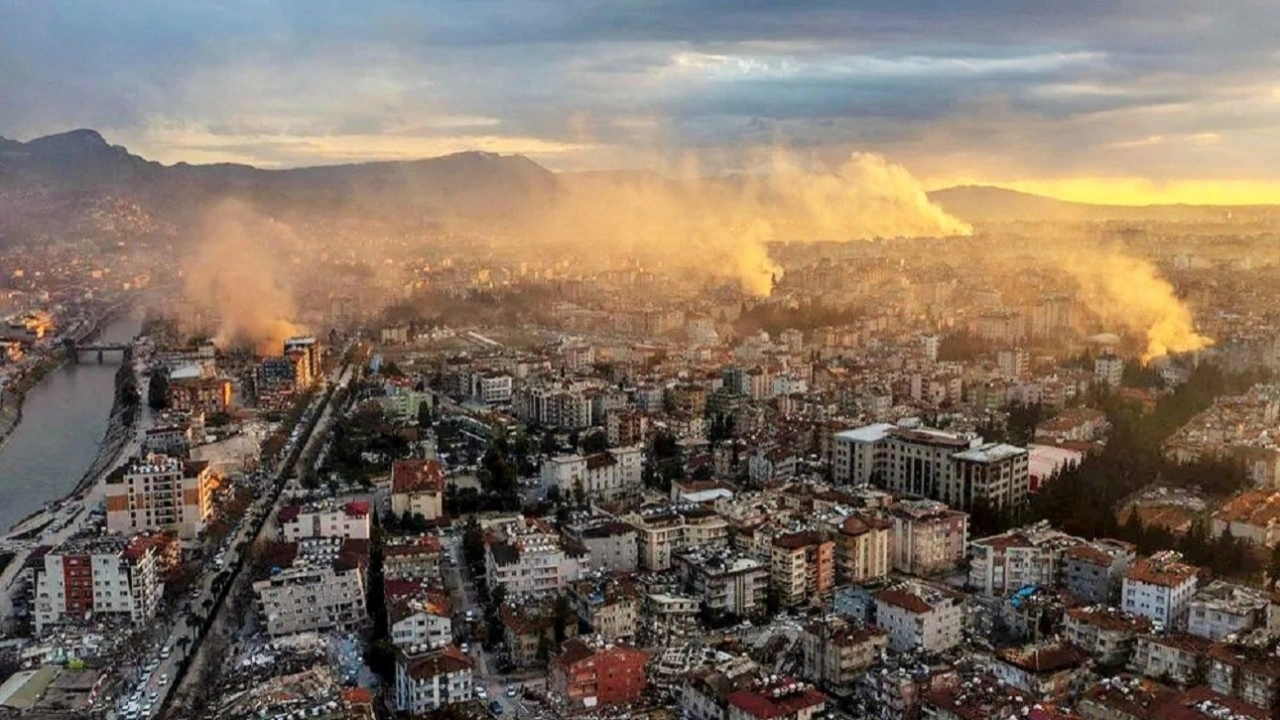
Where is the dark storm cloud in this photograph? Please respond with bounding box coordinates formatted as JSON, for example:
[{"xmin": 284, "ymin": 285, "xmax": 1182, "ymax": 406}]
[{"xmin": 0, "ymin": 0, "xmax": 1277, "ymax": 183}]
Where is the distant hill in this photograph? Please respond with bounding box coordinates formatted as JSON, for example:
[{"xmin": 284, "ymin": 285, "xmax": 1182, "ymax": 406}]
[{"xmin": 928, "ymin": 184, "xmax": 1276, "ymax": 224}]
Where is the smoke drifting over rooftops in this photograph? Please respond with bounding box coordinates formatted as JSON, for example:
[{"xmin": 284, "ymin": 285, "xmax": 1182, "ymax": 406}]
[
  {"xmin": 524, "ymin": 150, "xmax": 973, "ymax": 296},
  {"xmin": 183, "ymin": 199, "xmax": 306, "ymax": 354}
]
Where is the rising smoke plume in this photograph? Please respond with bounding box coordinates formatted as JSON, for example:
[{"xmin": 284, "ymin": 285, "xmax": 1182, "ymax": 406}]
[
  {"xmin": 1060, "ymin": 247, "xmax": 1212, "ymax": 362},
  {"xmin": 183, "ymin": 199, "xmax": 306, "ymax": 354},
  {"xmin": 525, "ymin": 150, "xmax": 971, "ymax": 295}
]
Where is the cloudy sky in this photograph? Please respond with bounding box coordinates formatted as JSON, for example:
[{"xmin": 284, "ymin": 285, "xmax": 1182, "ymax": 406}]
[{"xmin": 2, "ymin": 1, "xmax": 1279, "ymax": 203}]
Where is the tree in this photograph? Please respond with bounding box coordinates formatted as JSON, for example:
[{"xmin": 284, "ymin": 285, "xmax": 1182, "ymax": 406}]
[
  {"xmin": 462, "ymin": 516, "xmax": 485, "ymax": 570},
  {"xmin": 416, "ymin": 401, "xmax": 434, "ymax": 428},
  {"xmin": 572, "ymin": 479, "xmax": 587, "ymax": 508},
  {"xmin": 580, "ymin": 431, "xmax": 608, "ymax": 454},
  {"xmin": 1268, "ymin": 544, "xmax": 1280, "ymax": 589}
]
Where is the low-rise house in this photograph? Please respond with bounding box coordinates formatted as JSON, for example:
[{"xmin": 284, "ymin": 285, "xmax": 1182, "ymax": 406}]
[
  {"xmin": 800, "ymin": 617, "xmax": 888, "ymax": 686},
  {"xmin": 394, "ymin": 646, "xmax": 473, "ymax": 715},
  {"xmin": 1121, "ymin": 551, "xmax": 1200, "ymax": 630},
  {"xmin": 550, "ymin": 638, "xmax": 649, "ymax": 709},
  {"xmin": 1064, "ymin": 606, "xmax": 1152, "ymax": 666},
  {"xmin": 680, "ymin": 662, "xmax": 761, "ymax": 720},
  {"xmin": 252, "ymin": 537, "xmax": 369, "ymax": 637},
  {"xmin": 391, "ymin": 458, "xmax": 445, "ymax": 521},
  {"xmin": 1211, "ymin": 490, "xmax": 1280, "ymax": 548},
  {"xmin": 874, "ymin": 580, "xmax": 965, "ymax": 653},
  {"xmin": 541, "ymin": 447, "xmax": 643, "ymax": 504},
  {"xmin": 1187, "ymin": 580, "xmax": 1271, "ymax": 641}
]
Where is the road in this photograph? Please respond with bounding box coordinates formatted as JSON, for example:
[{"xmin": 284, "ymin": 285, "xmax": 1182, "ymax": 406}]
[{"xmin": 159, "ymin": 360, "xmax": 353, "ymax": 718}]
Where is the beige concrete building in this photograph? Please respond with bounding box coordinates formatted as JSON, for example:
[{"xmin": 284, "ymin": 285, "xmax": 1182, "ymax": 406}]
[{"xmin": 105, "ymin": 454, "xmax": 217, "ymax": 540}]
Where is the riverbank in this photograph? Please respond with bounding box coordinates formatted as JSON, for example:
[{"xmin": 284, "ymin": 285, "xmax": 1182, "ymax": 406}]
[
  {"xmin": 0, "ymin": 305, "xmax": 126, "ymax": 451},
  {"xmin": 71, "ymin": 362, "xmax": 141, "ymax": 497}
]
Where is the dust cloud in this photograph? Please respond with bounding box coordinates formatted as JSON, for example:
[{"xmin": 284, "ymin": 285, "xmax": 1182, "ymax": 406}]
[
  {"xmin": 525, "ymin": 150, "xmax": 972, "ymax": 295},
  {"xmin": 1060, "ymin": 248, "xmax": 1212, "ymax": 362},
  {"xmin": 182, "ymin": 199, "xmax": 306, "ymax": 354}
]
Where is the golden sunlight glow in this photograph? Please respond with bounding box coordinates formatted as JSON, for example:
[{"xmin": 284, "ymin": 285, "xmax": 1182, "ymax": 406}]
[{"xmin": 984, "ymin": 178, "xmax": 1280, "ymax": 206}]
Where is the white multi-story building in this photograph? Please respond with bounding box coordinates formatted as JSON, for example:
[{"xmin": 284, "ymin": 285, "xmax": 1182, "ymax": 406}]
[
  {"xmin": 105, "ymin": 454, "xmax": 217, "ymax": 540},
  {"xmin": 968, "ymin": 522, "xmax": 1084, "ymax": 596},
  {"xmin": 252, "ymin": 537, "xmax": 369, "ymax": 637},
  {"xmin": 1121, "ymin": 551, "xmax": 1200, "ymax": 630},
  {"xmin": 540, "ymin": 447, "xmax": 643, "ymax": 504},
  {"xmin": 33, "ymin": 534, "xmax": 165, "ymax": 634},
  {"xmin": 471, "ymin": 372, "xmax": 513, "ymax": 405},
  {"xmin": 888, "ymin": 500, "xmax": 969, "ymax": 576},
  {"xmin": 832, "ymin": 424, "xmax": 896, "ymax": 486},
  {"xmin": 484, "ymin": 517, "xmax": 591, "ymax": 595},
  {"xmin": 1186, "ymin": 580, "xmax": 1269, "ymax": 641},
  {"xmin": 1095, "ymin": 353, "xmax": 1124, "ymax": 388},
  {"xmin": 873, "ymin": 581, "xmax": 965, "ymax": 653},
  {"xmin": 278, "ymin": 500, "xmax": 372, "ymax": 541},
  {"xmin": 833, "ymin": 424, "xmax": 1029, "ymax": 511},
  {"xmin": 390, "ymin": 593, "xmax": 453, "ymax": 652},
  {"xmin": 395, "ymin": 646, "xmax": 474, "ymax": 714}
]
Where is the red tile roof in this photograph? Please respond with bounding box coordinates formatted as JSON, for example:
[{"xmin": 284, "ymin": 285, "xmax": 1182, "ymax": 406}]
[
  {"xmin": 392, "ymin": 459, "xmax": 444, "ymax": 494},
  {"xmin": 726, "ymin": 683, "xmax": 826, "ymax": 720}
]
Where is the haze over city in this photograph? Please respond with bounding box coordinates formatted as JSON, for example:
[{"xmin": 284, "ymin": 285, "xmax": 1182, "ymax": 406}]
[{"xmin": 0, "ymin": 4, "xmax": 1279, "ymax": 720}]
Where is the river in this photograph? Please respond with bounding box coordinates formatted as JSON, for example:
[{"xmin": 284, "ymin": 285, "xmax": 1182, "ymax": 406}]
[{"xmin": 0, "ymin": 315, "xmax": 141, "ymax": 530}]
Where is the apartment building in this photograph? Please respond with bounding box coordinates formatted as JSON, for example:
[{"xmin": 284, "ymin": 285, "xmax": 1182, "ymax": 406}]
[
  {"xmin": 569, "ymin": 575, "xmax": 640, "ymax": 641},
  {"xmin": 394, "ymin": 646, "xmax": 473, "ymax": 715},
  {"xmin": 968, "ymin": 522, "xmax": 1084, "ymax": 597},
  {"xmin": 252, "ymin": 537, "xmax": 369, "ymax": 637},
  {"xmin": 1063, "ymin": 606, "xmax": 1152, "ymax": 666},
  {"xmin": 1207, "ymin": 642, "xmax": 1280, "ymax": 712},
  {"xmin": 873, "ymin": 581, "xmax": 965, "ymax": 653},
  {"xmin": 626, "ymin": 505, "xmax": 730, "ymax": 571},
  {"xmin": 484, "ymin": 518, "xmax": 591, "ymax": 595},
  {"xmin": 1121, "ymin": 552, "xmax": 1200, "ymax": 630},
  {"xmin": 1095, "ymin": 353, "xmax": 1124, "ymax": 388},
  {"xmin": 801, "ymin": 617, "xmax": 888, "ymax": 686},
  {"xmin": 639, "ymin": 593, "xmax": 700, "ymax": 646},
  {"xmin": 1187, "ymin": 580, "xmax": 1271, "ymax": 641},
  {"xmin": 501, "ymin": 597, "xmax": 578, "ymax": 668},
  {"xmin": 769, "ymin": 531, "xmax": 836, "ymax": 607},
  {"xmin": 1128, "ymin": 633, "xmax": 1213, "ymax": 686},
  {"xmin": 572, "ymin": 521, "xmax": 638, "ymax": 574},
  {"xmin": 541, "ymin": 447, "xmax": 643, "ymax": 504},
  {"xmin": 833, "ymin": 513, "xmax": 891, "ymax": 583},
  {"xmin": 382, "ymin": 534, "xmax": 443, "ymax": 582},
  {"xmin": 832, "ymin": 423, "xmax": 1029, "ymax": 511},
  {"xmin": 550, "ymin": 639, "xmax": 649, "ymax": 709},
  {"xmin": 887, "ymin": 500, "xmax": 969, "ymax": 576},
  {"xmin": 726, "ymin": 678, "xmax": 826, "ymax": 720},
  {"xmin": 278, "ymin": 500, "xmax": 371, "ymax": 541},
  {"xmin": 673, "ymin": 549, "xmax": 769, "ymax": 616},
  {"xmin": 1062, "ymin": 539, "xmax": 1136, "ymax": 604},
  {"xmin": 390, "ymin": 458, "xmax": 445, "ymax": 520},
  {"xmin": 32, "ymin": 534, "xmax": 164, "ymax": 633},
  {"xmin": 105, "ymin": 454, "xmax": 217, "ymax": 540},
  {"xmin": 389, "ymin": 590, "xmax": 452, "ymax": 652}
]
